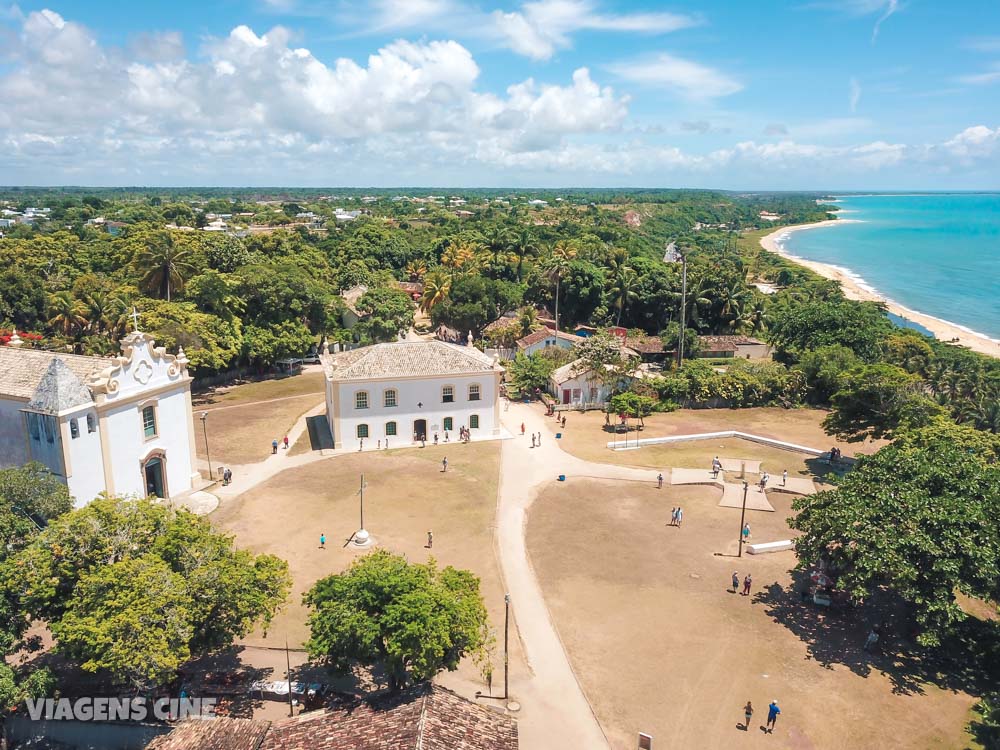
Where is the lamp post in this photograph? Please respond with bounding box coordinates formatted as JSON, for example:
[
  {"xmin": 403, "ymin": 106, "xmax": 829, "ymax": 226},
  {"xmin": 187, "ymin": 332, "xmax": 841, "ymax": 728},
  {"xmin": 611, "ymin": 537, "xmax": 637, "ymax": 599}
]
[
  {"xmin": 503, "ymin": 593, "xmax": 510, "ymax": 700},
  {"xmin": 199, "ymin": 411, "xmax": 213, "ymax": 480},
  {"xmin": 738, "ymin": 480, "xmax": 749, "ymax": 558},
  {"xmin": 676, "ymin": 253, "xmax": 687, "ymax": 369}
]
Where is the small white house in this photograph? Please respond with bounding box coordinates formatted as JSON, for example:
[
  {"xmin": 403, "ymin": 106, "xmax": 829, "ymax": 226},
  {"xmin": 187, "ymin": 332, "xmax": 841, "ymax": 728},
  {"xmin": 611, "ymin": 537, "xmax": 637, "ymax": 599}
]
[
  {"xmin": 515, "ymin": 327, "xmax": 584, "ymax": 357},
  {"xmin": 0, "ymin": 331, "xmax": 199, "ymax": 507},
  {"xmin": 549, "ymin": 360, "xmax": 613, "ymax": 406},
  {"xmin": 321, "ymin": 341, "xmax": 504, "ymax": 449}
]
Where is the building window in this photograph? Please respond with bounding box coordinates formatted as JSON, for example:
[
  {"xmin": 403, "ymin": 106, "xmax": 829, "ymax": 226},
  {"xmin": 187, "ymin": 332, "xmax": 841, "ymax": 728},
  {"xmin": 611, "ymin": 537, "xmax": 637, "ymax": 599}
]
[
  {"xmin": 142, "ymin": 405, "xmax": 157, "ymax": 438},
  {"xmin": 385, "ymin": 421, "xmax": 397, "ymax": 436},
  {"xmin": 443, "ymin": 417, "xmax": 453, "ymax": 432},
  {"xmin": 470, "ymin": 414, "xmax": 480, "ymax": 429},
  {"xmin": 70, "ymin": 419, "xmax": 80, "ymax": 439},
  {"xmin": 383, "ymin": 389, "xmax": 397, "ymax": 408},
  {"xmin": 357, "ymin": 424, "xmax": 369, "ymax": 439},
  {"xmin": 468, "ymin": 384, "xmax": 481, "ymax": 401},
  {"xmin": 87, "ymin": 413, "xmax": 97, "ymax": 433},
  {"xmin": 589, "ymin": 387, "xmax": 598, "ymax": 401},
  {"xmin": 442, "ymin": 385, "xmax": 454, "ymax": 403},
  {"xmin": 355, "ymin": 391, "xmax": 369, "ymax": 409}
]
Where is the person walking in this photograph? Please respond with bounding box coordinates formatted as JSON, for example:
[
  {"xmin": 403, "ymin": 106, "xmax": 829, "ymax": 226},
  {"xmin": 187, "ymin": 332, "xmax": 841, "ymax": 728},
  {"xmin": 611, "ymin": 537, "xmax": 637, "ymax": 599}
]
[
  {"xmin": 271, "ymin": 439, "xmax": 278, "ymax": 454},
  {"xmin": 319, "ymin": 533, "xmax": 326, "ymax": 550},
  {"xmin": 657, "ymin": 473, "xmax": 663, "ymax": 489},
  {"xmin": 743, "ymin": 573, "xmax": 753, "ymax": 597},
  {"xmin": 521, "ymin": 423, "xmax": 525, "ymax": 436},
  {"xmin": 537, "ymin": 432, "xmax": 542, "ymax": 446},
  {"xmin": 766, "ymin": 700, "xmax": 780, "ymax": 733},
  {"xmin": 732, "ymin": 571, "xmax": 740, "ymax": 593},
  {"xmin": 283, "ymin": 435, "xmax": 289, "ymax": 450},
  {"xmin": 743, "ymin": 700, "xmax": 753, "ymax": 731},
  {"xmin": 442, "ymin": 457, "xmax": 448, "ymax": 472},
  {"xmin": 561, "ymin": 415, "xmax": 566, "ymax": 429},
  {"xmin": 434, "ymin": 433, "xmax": 439, "ymax": 445},
  {"xmin": 864, "ymin": 628, "xmax": 879, "ymax": 652},
  {"xmin": 675, "ymin": 507, "xmax": 683, "ymax": 527},
  {"xmin": 669, "ymin": 507, "xmax": 677, "ymax": 526},
  {"xmin": 782, "ymin": 469, "xmax": 788, "ymax": 487},
  {"xmin": 742, "ymin": 523, "xmax": 751, "ymax": 542},
  {"xmin": 427, "ymin": 530, "xmax": 433, "ymax": 549},
  {"xmin": 531, "ymin": 434, "xmax": 536, "ymax": 448}
]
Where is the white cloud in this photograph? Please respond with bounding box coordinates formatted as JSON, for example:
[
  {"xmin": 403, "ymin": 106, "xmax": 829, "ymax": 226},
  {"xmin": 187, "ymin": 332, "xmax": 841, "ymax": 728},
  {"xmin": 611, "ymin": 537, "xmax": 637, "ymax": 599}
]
[
  {"xmin": 490, "ymin": 0, "xmax": 698, "ymax": 60},
  {"xmin": 943, "ymin": 125, "xmax": 1000, "ymax": 158},
  {"xmin": 810, "ymin": 1, "xmax": 900, "ymax": 42},
  {"xmin": 606, "ymin": 53, "xmax": 742, "ymax": 99},
  {"xmin": 849, "ymin": 77, "xmax": 861, "ymax": 112}
]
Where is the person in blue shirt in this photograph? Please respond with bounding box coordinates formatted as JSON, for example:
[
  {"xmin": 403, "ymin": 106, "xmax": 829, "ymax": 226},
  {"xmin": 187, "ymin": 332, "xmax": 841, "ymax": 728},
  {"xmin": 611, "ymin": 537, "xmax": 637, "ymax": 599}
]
[{"xmin": 766, "ymin": 700, "xmax": 781, "ymax": 733}]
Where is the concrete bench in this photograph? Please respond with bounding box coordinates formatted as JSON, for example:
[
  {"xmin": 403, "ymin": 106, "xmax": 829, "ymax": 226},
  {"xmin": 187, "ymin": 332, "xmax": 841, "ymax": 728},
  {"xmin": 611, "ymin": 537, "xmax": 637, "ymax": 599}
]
[{"xmin": 746, "ymin": 540, "xmax": 794, "ymax": 555}]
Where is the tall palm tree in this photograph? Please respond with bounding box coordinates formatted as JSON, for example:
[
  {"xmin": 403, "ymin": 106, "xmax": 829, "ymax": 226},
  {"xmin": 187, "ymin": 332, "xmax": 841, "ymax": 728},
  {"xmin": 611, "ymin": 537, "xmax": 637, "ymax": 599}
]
[
  {"xmin": 136, "ymin": 232, "xmax": 194, "ymax": 301},
  {"xmin": 517, "ymin": 306, "xmax": 541, "ymax": 338},
  {"xmin": 480, "ymin": 223, "xmax": 512, "ymax": 277},
  {"xmin": 405, "ymin": 260, "xmax": 427, "ymax": 282},
  {"xmin": 545, "ymin": 240, "xmax": 578, "ymax": 334},
  {"xmin": 48, "ymin": 291, "xmax": 88, "ymax": 337},
  {"xmin": 82, "ymin": 289, "xmax": 124, "ymax": 336},
  {"xmin": 611, "ymin": 267, "xmax": 639, "ymax": 327},
  {"xmin": 420, "ymin": 271, "xmax": 451, "ymax": 314},
  {"xmin": 510, "ymin": 228, "xmax": 540, "ymax": 282}
]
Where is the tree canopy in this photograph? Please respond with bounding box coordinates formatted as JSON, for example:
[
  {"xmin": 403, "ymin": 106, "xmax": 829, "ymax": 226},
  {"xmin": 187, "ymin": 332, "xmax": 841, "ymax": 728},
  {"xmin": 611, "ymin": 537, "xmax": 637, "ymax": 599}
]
[{"xmin": 305, "ymin": 549, "xmax": 492, "ymax": 692}]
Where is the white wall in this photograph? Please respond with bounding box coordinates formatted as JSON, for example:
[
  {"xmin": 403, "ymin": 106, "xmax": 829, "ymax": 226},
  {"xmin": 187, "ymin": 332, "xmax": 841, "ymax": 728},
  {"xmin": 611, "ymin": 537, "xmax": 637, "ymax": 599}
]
[
  {"xmin": 330, "ymin": 373, "xmax": 499, "ymax": 448},
  {"xmin": 550, "ymin": 371, "xmax": 610, "ymax": 405},
  {"xmin": 63, "ymin": 407, "xmax": 107, "ymax": 507},
  {"xmin": 521, "ymin": 337, "xmax": 577, "ymax": 357}
]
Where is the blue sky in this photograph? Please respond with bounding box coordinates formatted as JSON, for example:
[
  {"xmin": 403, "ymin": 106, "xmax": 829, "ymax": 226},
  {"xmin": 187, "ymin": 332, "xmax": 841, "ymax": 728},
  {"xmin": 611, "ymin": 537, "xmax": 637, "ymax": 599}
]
[{"xmin": 1, "ymin": 0, "xmax": 999, "ymax": 188}]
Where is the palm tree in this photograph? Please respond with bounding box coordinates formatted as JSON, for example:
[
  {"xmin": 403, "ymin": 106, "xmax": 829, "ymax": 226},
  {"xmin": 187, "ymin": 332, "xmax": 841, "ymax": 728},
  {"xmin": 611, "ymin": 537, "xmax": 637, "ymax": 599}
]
[
  {"xmin": 82, "ymin": 290, "xmax": 124, "ymax": 336},
  {"xmin": 136, "ymin": 232, "xmax": 194, "ymax": 301},
  {"xmin": 420, "ymin": 271, "xmax": 451, "ymax": 314},
  {"xmin": 405, "ymin": 260, "xmax": 427, "ymax": 282},
  {"xmin": 545, "ymin": 240, "xmax": 578, "ymax": 334},
  {"xmin": 716, "ymin": 279, "xmax": 753, "ymax": 332},
  {"xmin": 516, "ymin": 306, "xmax": 541, "ymax": 338},
  {"xmin": 480, "ymin": 224, "xmax": 512, "ymax": 277},
  {"xmin": 611, "ymin": 267, "xmax": 639, "ymax": 327},
  {"xmin": 48, "ymin": 291, "xmax": 88, "ymax": 337},
  {"xmin": 510, "ymin": 228, "xmax": 540, "ymax": 282}
]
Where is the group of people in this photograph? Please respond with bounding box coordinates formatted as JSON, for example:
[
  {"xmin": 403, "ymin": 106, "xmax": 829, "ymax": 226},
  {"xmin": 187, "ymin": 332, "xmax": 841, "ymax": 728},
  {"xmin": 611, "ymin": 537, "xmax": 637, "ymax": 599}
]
[
  {"xmin": 732, "ymin": 571, "xmax": 753, "ymax": 596},
  {"xmin": 742, "ymin": 699, "xmax": 781, "ymax": 733},
  {"xmin": 828, "ymin": 446, "xmax": 843, "ymax": 463},
  {"xmin": 758, "ymin": 471, "xmax": 770, "ymax": 491},
  {"xmin": 668, "ymin": 506, "xmax": 684, "ymax": 526},
  {"xmin": 271, "ymin": 435, "xmax": 290, "ymax": 454},
  {"xmin": 530, "ymin": 432, "xmax": 543, "ymax": 447},
  {"xmin": 221, "ymin": 467, "xmax": 233, "ymax": 486},
  {"xmin": 711, "ymin": 456, "xmax": 723, "ymax": 477}
]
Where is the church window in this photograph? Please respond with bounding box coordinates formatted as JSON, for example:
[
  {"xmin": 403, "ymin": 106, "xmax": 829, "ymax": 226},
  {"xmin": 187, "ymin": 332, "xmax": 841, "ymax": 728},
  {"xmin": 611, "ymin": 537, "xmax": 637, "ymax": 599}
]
[
  {"xmin": 357, "ymin": 424, "xmax": 369, "ymax": 439},
  {"xmin": 70, "ymin": 419, "xmax": 80, "ymax": 439},
  {"xmin": 443, "ymin": 417, "xmax": 453, "ymax": 431},
  {"xmin": 384, "ymin": 389, "xmax": 397, "ymax": 408},
  {"xmin": 442, "ymin": 385, "xmax": 454, "ymax": 403},
  {"xmin": 470, "ymin": 414, "xmax": 480, "ymax": 429},
  {"xmin": 385, "ymin": 421, "xmax": 397, "ymax": 436},
  {"xmin": 356, "ymin": 391, "xmax": 370, "ymax": 409},
  {"xmin": 468, "ymin": 384, "xmax": 481, "ymax": 401},
  {"xmin": 142, "ymin": 406, "xmax": 157, "ymax": 438},
  {"xmin": 87, "ymin": 413, "xmax": 97, "ymax": 433}
]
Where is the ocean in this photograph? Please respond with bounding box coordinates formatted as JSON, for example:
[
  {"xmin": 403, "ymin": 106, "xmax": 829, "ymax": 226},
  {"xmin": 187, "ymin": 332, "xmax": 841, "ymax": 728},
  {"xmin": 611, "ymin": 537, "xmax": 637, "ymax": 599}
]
[{"xmin": 777, "ymin": 193, "xmax": 1000, "ymax": 342}]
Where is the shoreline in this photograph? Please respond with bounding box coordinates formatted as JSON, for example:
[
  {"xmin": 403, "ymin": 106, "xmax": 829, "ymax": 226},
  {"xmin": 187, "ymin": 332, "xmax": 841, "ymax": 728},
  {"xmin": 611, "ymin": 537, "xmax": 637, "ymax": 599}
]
[{"xmin": 760, "ymin": 221, "xmax": 1000, "ymax": 359}]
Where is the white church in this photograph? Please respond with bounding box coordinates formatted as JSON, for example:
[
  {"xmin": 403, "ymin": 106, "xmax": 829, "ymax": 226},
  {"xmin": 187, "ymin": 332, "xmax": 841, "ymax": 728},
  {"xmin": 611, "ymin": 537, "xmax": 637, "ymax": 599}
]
[
  {"xmin": 321, "ymin": 340, "xmax": 504, "ymax": 449},
  {"xmin": 0, "ymin": 330, "xmax": 199, "ymax": 507}
]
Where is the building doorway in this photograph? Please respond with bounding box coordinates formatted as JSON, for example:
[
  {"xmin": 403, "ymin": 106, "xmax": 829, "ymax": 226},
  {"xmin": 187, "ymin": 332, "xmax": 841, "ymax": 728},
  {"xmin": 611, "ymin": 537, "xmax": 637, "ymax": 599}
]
[
  {"xmin": 143, "ymin": 456, "xmax": 167, "ymax": 498},
  {"xmin": 413, "ymin": 419, "xmax": 427, "ymax": 442},
  {"xmin": 562, "ymin": 389, "xmax": 571, "ymax": 404}
]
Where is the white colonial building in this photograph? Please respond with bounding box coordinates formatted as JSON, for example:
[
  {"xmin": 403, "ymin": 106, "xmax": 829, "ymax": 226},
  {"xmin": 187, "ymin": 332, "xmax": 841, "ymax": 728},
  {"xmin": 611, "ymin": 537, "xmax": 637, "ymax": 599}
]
[
  {"xmin": 0, "ymin": 331, "xmax": 199, "ymax": 507},
  {"xmin": 321, "ymin": 341, "xmax": 503, "ymax": 449}
]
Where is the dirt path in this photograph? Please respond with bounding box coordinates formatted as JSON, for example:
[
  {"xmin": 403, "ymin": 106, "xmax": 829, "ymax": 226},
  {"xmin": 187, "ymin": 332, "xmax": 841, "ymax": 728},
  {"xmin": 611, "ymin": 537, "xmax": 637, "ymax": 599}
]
[{"xmin": 497, "ymin": 402, "xmax": 657, "ymax": 750}]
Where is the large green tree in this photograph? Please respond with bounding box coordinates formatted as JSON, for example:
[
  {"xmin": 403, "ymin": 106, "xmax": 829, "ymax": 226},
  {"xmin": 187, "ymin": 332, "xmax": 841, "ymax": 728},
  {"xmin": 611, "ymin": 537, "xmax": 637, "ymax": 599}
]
[
  {"xmin": 11, "ymin": 497, "xmax": 290, "ymax": 688},
  {"xmin": 305, "ymin": 550, "xmax": 491, "ymax": 692},
  {"xmin": 790, "ymin": 440, "xmax": 1000, "ymax": 647},
  {"xmin": 768, "ymin": 299, "xmax": 893, "ymax": 362},
  {"xmin": 822, "ymin": 363, "xmax": 944, "ymax": 442},
  {"xmin": 356, "ymin": 286, "xmax": 415, "ymax": 343}
]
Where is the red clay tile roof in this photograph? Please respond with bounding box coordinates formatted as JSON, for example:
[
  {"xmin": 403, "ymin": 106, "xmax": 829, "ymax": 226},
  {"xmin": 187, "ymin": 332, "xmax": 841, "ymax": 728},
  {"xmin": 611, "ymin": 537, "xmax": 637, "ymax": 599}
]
[
  {"xmin": 625, "ymin": 335, "xmax": 665, "ymax": 354},
  {"xmin": 697, "ymin": 335, "xmax": 765, "ymax": 352},
  {"xmin": 260, "ymin": 684, "xmax": 517, "ymax": 750},
  {"xmin": 515, "ymin": 327, "xmax": 583, "ymax": 349},
  {"xmin": 145, "ymin": 717, "xmax": 272, "ymax": 750}
]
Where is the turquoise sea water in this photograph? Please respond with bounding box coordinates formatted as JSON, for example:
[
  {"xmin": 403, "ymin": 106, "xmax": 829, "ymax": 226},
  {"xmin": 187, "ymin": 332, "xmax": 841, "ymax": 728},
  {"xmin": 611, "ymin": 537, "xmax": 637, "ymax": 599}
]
[{"xmin": 775, "ymin": 193, "xmax": 1000, "ymax": 342}]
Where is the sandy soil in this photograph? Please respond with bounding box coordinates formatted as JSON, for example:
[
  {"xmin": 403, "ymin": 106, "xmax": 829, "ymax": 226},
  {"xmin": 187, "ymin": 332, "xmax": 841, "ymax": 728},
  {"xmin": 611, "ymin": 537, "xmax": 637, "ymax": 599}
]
[
  {"xmin": 761, "ymin": 222, "xmax": 1000, "ymax": 359},
  {"xmin": 209, "ymin": 441, "xmax": 522, "ymax": 701},
  {"xmin": 527, "ymin": 477, "xmax": 977, "ymax": 750},
  {"xmin": 192, "ymin": 372, "xmax": 326, "ymax": 466}
]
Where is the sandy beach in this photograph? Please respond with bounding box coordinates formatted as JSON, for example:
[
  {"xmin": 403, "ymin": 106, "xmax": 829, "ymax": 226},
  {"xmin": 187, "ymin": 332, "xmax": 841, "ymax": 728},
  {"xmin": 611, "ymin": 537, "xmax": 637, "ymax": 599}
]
[{"xmin": 761, "ymin": 221, "xmax": 1000, "ymax": 359}]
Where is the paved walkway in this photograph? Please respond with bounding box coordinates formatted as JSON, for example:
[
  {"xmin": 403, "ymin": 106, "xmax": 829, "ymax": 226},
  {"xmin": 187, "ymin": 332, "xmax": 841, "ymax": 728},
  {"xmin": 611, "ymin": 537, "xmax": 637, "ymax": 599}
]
[{"xmin": 496, "ymin": 403, "xmax": 657, "ymax": 750}]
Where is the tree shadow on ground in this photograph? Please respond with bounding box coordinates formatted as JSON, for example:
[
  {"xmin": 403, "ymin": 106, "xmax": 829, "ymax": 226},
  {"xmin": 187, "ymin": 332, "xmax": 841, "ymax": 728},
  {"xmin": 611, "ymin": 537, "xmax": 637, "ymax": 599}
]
[
  {"xmin": 754, "ymin": 572, "xmax": 999, "ymax": 698},
  {"xmin": 803, "ymin": 456, "xmax": 852, "ymax": 487}
]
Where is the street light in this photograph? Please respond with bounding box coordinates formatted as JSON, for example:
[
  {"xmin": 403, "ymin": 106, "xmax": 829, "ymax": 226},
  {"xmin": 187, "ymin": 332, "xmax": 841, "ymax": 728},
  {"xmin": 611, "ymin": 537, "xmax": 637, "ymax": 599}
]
[
  {"xmin": 503, "ymin": 593, "xmax": 510, "ymax": 700},
  {"xmin": 199, "ymin": 411, "xmax": 214, "ymax": 480},
  {"xmin": 738, "ymin": 481, "xmax": 749, "ymax": 558},
  {"xmin": 663, "ymin": 243, "xmax": 687, "ymax": 369}
]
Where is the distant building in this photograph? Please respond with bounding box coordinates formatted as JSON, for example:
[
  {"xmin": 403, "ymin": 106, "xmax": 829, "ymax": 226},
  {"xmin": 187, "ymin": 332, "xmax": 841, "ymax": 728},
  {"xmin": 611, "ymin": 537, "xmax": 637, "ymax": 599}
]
[
  {"xmin": 515, "ymin": 327, "xmax": 584, "ymax": 357},
  {"xmin": 340, "ymin": 284, "xmax": 369, "ymax": 329},
  {"xmin": 697, "ymin": 335, "xmax": 772, "ymax": 360},
  {"xmin": 321, "ymin": 341, "xmax": 503, "ymax": 448},
  {"xmin": 0, "ymin": 331, "xmax": 198, "ymax": 507}
]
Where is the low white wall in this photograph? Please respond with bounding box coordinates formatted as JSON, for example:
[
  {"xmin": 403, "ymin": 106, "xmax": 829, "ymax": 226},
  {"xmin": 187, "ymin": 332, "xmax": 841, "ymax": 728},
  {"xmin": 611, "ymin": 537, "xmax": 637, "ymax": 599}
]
[{"xmin": 606, "ymin": 430, "xmax": 825, "ymax": 455}]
